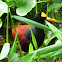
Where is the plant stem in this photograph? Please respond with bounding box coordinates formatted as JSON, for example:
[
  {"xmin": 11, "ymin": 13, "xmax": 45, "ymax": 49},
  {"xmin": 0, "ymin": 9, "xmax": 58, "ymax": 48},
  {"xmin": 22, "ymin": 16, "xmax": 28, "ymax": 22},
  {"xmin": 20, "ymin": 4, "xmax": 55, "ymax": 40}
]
[
  {"xmin": 35, "ymin": 0, "xmax": 38, "ymax": 14},
  {"xmin": 37, "ymin": 1, "xmax": 47, "ymax": 4},
  {"xmin": 9, "ymin": 23, "xmax": 19, "ymax": 56},
  {"xmin": 10, "ymin": 12, "xmax": 23, "ymax": 56},
  {"xmin": 47, "ymin": 2, "xmax": 49, "ymax": 15},
  {"xmin": 59, "ymin": 10, "xmax": 62, "ymax": 17},
  {"xmin": 53, "ymin": 11, "xmax": 56, "ymax": 19},
  {"xmin": 6, "ymin": 6, "xmax": 9, "ymax": 43}
]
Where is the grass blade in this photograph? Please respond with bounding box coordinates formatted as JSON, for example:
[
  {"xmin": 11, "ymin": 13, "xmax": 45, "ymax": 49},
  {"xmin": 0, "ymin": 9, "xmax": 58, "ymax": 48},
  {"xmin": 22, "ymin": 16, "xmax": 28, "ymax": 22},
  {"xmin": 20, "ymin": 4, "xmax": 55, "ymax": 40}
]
[
  {"xmin": 16, "ymin": 43, "xmax": 62, "ymax": 62},
  {"xmin": 9, "ymin": 23, "xmax": 19, "ymax": 58},
  {"xmin": 44, "ymin": 35, "xmax": 55, "ymax": 46},
  {"xmin": 29, "ymin": 43, "xmax": 34, "ymax": 53},
  {"xmin": 51, "ymin": 49, "xmax": 62, "ymax": 57},
  {"xmin": 29, "ymin": 51, "xmax": 37, "ymax": 62},
  {"xmin": 10, "ymin": 12, "xmax": 23, "ymax": 56},
  {"xmin": 29, "ymin": 23, "xmax": 38, "ymax": 50},
  {"xmin": 42, "ymin": 49, "xmax": 62, "ymax": 58},
  {"xmin": 12, "ymin": 15, "xmax": 51, "ymax": 31},
  {"xmin": 37, "ymin": 0, "xmax": 50, "ymax": 4},
  {"xmin": 46, "ymin": 21, "xmax": 62, "ymax": 42}
]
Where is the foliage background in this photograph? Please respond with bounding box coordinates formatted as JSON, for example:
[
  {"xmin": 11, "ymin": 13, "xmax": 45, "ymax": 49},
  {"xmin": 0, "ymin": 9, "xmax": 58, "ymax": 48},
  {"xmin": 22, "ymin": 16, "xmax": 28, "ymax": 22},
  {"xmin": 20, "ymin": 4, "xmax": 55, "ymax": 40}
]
[{"xmin": 0, "ymin": 0, "xmax": 62, "ymax": 62}]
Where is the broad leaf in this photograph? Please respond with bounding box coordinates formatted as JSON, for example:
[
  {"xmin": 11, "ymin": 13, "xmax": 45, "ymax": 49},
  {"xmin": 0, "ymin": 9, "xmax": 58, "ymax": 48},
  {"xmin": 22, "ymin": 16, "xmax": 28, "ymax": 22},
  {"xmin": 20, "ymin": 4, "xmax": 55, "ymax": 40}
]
[
  {"xmin": 16, "ymin": 0, "xmax": 36, "ymax": 16},
  {"xmin": 0, "ymin": 10, "xmax": 4, "ymax": 17},
  {"xmin": 0, "ymin": 43, "xmax": 10, "ymax": 60},
  {"xmin": 7, "ymin": 0, "xmax": 15, "ymax": 7},
  {"xmin": 0, "ymin": 1, "xmax": 8, "ymax": 13},
  {"xmin": 48, "ymin": 3, "xmax": 62, "ymax": 12}
]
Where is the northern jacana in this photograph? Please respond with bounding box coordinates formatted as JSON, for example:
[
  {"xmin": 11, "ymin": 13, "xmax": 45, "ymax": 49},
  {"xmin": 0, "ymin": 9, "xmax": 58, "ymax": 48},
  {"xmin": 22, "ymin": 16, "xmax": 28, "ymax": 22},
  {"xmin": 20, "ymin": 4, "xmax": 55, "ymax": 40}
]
[{"xmin": 12, "ymin": 12, "xmax": 58, "ymax": 52}]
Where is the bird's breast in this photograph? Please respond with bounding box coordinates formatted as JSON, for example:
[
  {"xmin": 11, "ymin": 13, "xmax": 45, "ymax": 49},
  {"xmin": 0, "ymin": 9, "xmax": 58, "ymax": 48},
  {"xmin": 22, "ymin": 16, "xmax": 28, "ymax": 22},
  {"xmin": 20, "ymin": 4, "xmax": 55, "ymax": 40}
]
[{"xmin": 12, "ymin": 25, "xmax": 34, "ymax": 44}]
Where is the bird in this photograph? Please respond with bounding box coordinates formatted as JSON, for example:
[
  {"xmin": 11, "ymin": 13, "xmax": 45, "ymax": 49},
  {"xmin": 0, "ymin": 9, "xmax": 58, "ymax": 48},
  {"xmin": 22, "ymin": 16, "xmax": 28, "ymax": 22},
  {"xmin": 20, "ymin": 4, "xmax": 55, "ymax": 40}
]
[{"xmin": 12, "ymin": 12, "xmax": 58, "ymax": 52}]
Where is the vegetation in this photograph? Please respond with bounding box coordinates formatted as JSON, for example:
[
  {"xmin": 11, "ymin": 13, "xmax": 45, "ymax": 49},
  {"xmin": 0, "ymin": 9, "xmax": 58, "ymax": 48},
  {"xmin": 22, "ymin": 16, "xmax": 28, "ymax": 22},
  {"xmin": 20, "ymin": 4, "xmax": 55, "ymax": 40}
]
[{"xmin": 0, "ymin": 0, "xmax": 62, "ymax": 62}]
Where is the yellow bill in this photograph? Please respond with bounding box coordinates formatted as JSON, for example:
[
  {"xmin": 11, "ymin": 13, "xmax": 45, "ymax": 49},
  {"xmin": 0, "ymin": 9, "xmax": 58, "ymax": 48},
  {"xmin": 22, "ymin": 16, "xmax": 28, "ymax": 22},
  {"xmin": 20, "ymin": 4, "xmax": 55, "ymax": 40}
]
[
  {"xmin": 46, "ymin": 17, "xmax": 58, "ymax": 22},
  {"xmin": 41, "ymin": 12, "xmax": 58, "ymax": 22}
]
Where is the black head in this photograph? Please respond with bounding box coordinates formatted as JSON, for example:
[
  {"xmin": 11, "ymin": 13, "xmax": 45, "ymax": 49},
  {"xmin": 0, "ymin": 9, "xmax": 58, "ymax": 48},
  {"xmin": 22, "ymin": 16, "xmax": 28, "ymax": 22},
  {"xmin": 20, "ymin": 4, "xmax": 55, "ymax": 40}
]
[
  {"xmin": 33, "ymin": 12, "xmax": 46, "ymax": 24},
  {"xmin": 33, "ymin": 12, "xmax": 58, "ymax": 24}
]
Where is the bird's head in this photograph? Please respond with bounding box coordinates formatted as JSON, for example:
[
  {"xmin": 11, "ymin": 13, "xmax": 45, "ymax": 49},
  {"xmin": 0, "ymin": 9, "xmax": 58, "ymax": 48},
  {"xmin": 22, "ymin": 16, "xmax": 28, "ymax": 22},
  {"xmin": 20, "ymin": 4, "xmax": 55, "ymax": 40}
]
[{"xmin": 33, "ymin": 12, "xmax": 58, "ymax": 24}]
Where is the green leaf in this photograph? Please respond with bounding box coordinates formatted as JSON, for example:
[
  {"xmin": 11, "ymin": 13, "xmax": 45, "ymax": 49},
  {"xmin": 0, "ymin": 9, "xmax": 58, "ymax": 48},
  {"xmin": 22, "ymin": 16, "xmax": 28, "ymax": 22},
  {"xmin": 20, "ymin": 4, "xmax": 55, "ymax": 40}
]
[
  {"xmin": 9, "ymin": 53, "xmax": 20, "ymax": 62},
  {"xmin": 6, "ymin": 0, "xmax": 11, "ymax": 2},
  {"xmin": 44, "ymin": 35, "xmax": 55, "ymax": 46},
  {"xmin": 53, "ymin": 12, "xmax": 62, "ymax": 23},
  {"xmin": 46, "ymin": 21, "xmax": 62, "ymax": 42},
  {"xmin": 41, "ymin": 52, "xmax": 54, "ymax": 58},
  {"xmin": 42, "ymin": 49, "xmax": 62, "ymax": 58},
  {"xmin": 54, "ymin": 53, "xmax": 62, "ymax": 58},
  {"xmin": 52, "ymin": 0, "xmax": 61, "ymax": 3},
  {"xmin": 16, "ymin": 43, "xmax": 62, "ymax": 62},
  {"xmin": 16, "ymin": 0, "xmax": 36, "ymax": 16},
  {"xmin": 12, "ymin": 15, "xmax": 51, "ymax": 31},
  {"xmin": 29, "ymin": 51, "xmax": 37, "ymax": 62},
  {"xmin": 0, "ymin": 18, "xmax": 2, "ymax": 28},
  {"xmin": 51, "ymin": 49, "xmax": 62, "ymax": 57},
  {"xmin": 10, "ymin": 41, "xmax": 17, "ymax": 54},
  {"xmin": 48, "ymin": 3, "xmax": 62, "ymax": 12},
  {"xmin": 29, "ymin": 43, "xmax": 34, "ymax": 53},
  {"xmin": 16, "ymin": 53, "xmax": 33, "ymax": 62},
  {"xmin": 0, "ymin": 43, "xmax": 10, "ymax": 60},
  {"xmin": 37, "ymin": 1, "xmax": 47, "ymax": 3},
  {"xmin": 0, "ymin": 1, "xmax": 8, "ymax": 13},
  {"xmin": 0, "ymin": 10, "xmax": 4, "ymax": 17},
  {"xmin": 7, "ymin": 1, "xmax": 15, "ymax": 7},
  {"xmin": 29, "ymin": 24, "xmax": 38, "ymax": 50},
  {"xmin": 37, "ymin": 0, "xmax": 50, "ymax": 3}
]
